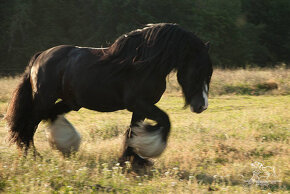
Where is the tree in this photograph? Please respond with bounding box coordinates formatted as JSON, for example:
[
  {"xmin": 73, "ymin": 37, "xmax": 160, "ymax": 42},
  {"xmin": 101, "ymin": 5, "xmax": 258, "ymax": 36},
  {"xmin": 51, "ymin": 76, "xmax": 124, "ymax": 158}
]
[
  {"xmin": 242, "ymin": 0, "xmax": 290, "ymax": 66},
  {"xmin": 0, "ymin": 0, "xmax": 289, "ymax": 73}
]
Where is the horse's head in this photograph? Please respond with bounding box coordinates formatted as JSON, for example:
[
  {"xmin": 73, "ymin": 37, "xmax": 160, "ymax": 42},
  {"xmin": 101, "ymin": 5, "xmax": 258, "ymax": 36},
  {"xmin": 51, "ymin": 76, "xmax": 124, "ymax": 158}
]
[{"xmin": 177, "ymin": 42, "xmax": 213, "ymax": 114}]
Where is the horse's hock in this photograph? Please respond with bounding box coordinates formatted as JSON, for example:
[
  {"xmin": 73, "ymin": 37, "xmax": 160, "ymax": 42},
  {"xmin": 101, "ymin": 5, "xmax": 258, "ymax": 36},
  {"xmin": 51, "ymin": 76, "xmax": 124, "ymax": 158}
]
[{"xmin": 45, "ymin": 114, "xmax": 81, "ymax": 155}]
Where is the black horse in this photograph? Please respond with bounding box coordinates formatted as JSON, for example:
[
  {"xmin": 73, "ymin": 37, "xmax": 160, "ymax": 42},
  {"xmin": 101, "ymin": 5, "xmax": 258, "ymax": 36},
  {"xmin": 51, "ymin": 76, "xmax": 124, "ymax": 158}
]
[{"xmin": 5, "ymin": 23, "xmax": 212, "ymax": 166}]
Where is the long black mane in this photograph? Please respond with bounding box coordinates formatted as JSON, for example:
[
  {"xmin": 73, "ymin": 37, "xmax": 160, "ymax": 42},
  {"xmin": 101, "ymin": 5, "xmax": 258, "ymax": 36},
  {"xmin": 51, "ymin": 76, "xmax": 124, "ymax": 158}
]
[{"xmin": 100, "ymin": 23, "xmax": 206, "ymax": 77}]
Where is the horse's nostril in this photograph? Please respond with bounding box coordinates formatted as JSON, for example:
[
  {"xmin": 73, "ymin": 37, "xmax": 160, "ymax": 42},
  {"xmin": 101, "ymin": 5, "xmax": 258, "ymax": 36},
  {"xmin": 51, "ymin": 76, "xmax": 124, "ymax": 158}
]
[{"xmin": 199, "ymin": 106, "xmax": 207, "ymax": 112}]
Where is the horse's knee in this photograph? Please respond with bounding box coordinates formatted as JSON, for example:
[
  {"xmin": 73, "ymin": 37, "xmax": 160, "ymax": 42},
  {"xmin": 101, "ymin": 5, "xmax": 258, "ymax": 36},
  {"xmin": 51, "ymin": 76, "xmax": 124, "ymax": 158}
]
[{"xmin": 155, "ymin": 112, "xmax": 171, "ymax": 140}]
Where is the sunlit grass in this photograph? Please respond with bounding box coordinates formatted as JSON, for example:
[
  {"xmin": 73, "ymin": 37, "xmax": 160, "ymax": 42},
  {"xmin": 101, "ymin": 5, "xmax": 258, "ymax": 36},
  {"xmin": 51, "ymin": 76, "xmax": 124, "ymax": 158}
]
[
  {"xmin": 0, "ymin": 68, "xmax": 289, "ymax": 193},
  {"xmin": 166, "ymin": 67, "xmax": 289, "ymax": 96}
]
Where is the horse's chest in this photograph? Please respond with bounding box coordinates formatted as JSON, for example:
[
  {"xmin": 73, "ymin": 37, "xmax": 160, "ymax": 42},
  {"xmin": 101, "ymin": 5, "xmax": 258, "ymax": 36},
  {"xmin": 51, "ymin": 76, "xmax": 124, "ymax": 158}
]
[{"xmin": 134, "ymin": 78, "xmax": 166, "ymax": 104}]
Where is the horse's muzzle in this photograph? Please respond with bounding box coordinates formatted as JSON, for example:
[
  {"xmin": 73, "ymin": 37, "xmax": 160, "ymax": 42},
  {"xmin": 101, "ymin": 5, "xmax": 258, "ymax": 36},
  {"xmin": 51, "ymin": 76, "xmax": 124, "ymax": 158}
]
[{"xmin": 190, "ymin": 105, "xmax": 207, "ymax": 114}]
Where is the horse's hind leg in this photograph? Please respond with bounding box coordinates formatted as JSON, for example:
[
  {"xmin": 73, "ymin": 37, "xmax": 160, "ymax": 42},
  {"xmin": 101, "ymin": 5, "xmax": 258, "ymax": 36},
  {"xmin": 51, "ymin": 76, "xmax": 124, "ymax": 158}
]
[
  {"xmin": 24, "ymin": 98, "xmax": 80, "ymax": 156},
  {"xmin": 45, "ymin": 100, "xmax": 81, "ymax": 155},
  {"xmin": 15, "ymin": 93, "xmax": 65, "ymax": 155}
]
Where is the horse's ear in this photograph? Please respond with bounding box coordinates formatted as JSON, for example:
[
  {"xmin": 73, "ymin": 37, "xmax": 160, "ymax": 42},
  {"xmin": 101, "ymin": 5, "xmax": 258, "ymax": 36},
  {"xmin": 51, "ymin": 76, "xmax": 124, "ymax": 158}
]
[{"xmin": 205, "ymin": 41, "xmax": 210, "ymax": 51}]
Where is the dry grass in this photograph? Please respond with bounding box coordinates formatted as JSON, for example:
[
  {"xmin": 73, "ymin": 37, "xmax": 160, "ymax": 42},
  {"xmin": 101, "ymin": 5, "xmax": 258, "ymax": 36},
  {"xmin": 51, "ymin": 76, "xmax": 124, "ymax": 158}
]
[
  {"xmin": 0, "ymin": 68, "xmax": 289, "ymax": 193},
  {"xmin": 210, "ymin": 68, "xmax": 289, "ymax": 96},
  {"xmin": 167, "ymin": 67, "xmax": 290, "ymax": 96}
]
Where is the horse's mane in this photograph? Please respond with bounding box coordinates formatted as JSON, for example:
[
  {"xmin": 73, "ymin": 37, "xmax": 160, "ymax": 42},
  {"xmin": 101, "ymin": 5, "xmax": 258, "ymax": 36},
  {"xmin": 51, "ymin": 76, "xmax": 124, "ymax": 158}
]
[{"xmin": 100, "ymin": 23, "xmax": 205, "ymax": 77}]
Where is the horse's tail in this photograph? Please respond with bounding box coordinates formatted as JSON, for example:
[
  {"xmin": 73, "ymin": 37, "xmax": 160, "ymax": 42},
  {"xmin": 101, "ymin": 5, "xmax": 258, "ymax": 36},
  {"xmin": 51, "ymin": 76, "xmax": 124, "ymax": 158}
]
[{"xmin": 5, "ymin": 52, "xmax": 42, "ymax": 148}]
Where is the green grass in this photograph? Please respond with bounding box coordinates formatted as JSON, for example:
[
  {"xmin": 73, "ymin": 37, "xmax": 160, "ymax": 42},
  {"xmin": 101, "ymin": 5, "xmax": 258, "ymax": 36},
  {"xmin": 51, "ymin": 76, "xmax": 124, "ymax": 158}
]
[{"xmin": 0, "ymin": 68, "xmax": 289, "ymax": 193}]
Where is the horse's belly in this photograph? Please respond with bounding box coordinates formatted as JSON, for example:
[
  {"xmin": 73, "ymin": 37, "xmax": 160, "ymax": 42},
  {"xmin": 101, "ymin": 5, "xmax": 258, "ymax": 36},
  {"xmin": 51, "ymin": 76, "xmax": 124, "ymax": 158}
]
[
  {"xmin": 77, "ymin": 90, "xmax": 125, "ymax": 112},
  {"xmin": 83, "ymin": 104, "xmax": 125, "ymax": 112},
  {"xmin": 63, "ymin": 70, "xmax": 125, "ymax": 112}
]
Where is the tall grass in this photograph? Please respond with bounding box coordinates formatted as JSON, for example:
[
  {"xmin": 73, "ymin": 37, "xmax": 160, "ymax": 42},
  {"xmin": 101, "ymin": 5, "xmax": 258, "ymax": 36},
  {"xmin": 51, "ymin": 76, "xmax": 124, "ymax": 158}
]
[{"xmin": 0, "ymin": 68, "xmax": 289, "ymax": 193}]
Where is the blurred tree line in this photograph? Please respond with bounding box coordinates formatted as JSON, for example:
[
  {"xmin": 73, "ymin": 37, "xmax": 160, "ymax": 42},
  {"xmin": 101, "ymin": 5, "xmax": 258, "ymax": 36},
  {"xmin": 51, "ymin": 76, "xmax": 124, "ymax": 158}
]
[{"xmin": 0, "ymin": 0, "xmax": 289, "ymax": 73}]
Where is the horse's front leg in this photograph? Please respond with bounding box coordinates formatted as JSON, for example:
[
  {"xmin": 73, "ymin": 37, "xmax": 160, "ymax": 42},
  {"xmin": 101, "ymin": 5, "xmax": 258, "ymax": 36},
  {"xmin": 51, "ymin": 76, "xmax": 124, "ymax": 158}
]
[
  {"xmin": 121, "ymin": 101, "xmax": 171, "ymax": 168},
  {"xmin": 119, "ymin": 112, "xmax": 154, "ymax": 167}
]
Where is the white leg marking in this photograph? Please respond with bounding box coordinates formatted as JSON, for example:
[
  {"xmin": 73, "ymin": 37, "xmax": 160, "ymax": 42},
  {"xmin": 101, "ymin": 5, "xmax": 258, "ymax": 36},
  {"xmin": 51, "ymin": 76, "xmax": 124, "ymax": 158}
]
[
  {"xmin": 202, "ymin": 82, "xmax": 209, "ymax": 109},
  {"xmin": 128, "ymin": 124, "xmax": 166, "ymax": 158},
  {"xmin": 46, "ymin": 115, "xmax": 81, "ymax": 154}
]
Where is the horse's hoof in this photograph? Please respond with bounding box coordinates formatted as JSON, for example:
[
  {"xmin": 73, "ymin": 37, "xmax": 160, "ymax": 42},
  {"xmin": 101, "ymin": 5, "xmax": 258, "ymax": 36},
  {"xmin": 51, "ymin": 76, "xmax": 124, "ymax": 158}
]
[
  {"xmin": 118, "ymin": 155, "xmax": 154, "ymax": 169},
  {"xmin": 135, "ymin": 157, "xmax": 154, "ymax": 167}
]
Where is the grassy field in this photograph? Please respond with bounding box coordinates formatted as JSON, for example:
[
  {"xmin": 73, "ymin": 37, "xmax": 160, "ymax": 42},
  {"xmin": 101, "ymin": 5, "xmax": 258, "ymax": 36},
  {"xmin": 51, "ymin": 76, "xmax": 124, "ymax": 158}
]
[{"xmin": 0, "ymin": 68, "xmax": 289, "ymax": 193}]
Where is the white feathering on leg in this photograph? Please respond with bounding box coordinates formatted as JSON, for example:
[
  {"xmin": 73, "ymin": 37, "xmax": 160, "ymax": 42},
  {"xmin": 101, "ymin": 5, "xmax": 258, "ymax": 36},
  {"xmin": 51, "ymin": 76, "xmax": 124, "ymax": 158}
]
[
  {"xmin": 46, "ymin": 114, "xmax": 81, "ymax": 154},
  {"xmin": 128, "ymin": 124, "xmax": 167, "ymax": 158}
]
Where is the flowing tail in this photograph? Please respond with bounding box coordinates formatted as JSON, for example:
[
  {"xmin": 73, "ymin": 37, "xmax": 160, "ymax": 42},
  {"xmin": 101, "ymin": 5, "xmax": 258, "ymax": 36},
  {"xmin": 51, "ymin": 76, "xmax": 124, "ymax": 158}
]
[{"xmin": 5, "ymin": 52, "xmax": 41, "ymax": 148}]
